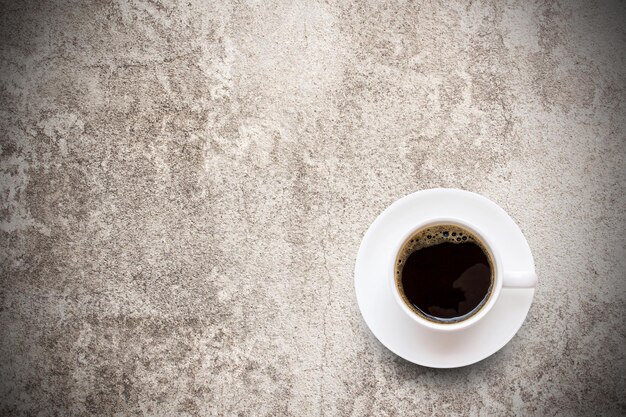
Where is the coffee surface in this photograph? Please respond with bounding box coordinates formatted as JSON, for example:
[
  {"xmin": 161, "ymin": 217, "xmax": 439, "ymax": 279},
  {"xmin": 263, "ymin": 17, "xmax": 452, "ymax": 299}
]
[{"xmin": 396, "ymin": 225, "xmax": 493, "ymax": 322}]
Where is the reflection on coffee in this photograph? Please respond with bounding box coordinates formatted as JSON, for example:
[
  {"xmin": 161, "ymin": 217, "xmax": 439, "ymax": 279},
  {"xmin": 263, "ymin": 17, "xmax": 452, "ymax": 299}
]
[{"xmin": 395, "ymin": 224, "xmax": 494, "ymax": 323}]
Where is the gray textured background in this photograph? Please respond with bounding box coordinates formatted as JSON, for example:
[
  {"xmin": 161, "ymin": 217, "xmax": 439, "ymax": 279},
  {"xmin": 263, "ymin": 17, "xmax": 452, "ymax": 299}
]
[{"xmin": 1, "ymin": 0, "xmax": 625, "ymax": 415}]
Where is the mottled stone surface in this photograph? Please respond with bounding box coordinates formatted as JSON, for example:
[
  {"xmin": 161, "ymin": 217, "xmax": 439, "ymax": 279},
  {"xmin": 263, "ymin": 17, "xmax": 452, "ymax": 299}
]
[{"xmin": 1, "ymin": 0, "xmax": 625, "ymax": 415}]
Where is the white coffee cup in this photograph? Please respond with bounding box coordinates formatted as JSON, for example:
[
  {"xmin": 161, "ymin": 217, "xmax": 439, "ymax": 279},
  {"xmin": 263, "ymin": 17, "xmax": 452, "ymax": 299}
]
[{"xmin": 389, "ymin": 216, "xmax": 537, "ymax": 332}]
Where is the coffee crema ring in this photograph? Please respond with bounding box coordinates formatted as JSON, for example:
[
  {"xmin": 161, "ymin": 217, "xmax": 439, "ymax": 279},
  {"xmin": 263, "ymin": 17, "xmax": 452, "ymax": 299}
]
[{"xmin": 395, "ymin": 224, "xmax": 495, "ymax": 323}]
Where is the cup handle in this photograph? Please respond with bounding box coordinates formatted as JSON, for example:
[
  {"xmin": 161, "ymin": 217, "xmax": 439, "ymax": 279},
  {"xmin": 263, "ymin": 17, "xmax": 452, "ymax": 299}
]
[{"xmin": 503, "ymin": 271, "xmax": 537, "ymax": 288}]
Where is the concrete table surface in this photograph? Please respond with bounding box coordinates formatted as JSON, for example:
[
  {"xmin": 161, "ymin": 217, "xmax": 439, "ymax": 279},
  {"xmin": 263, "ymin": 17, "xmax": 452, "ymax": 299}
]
[{"xmin": 1, "ymin": 1, "xmax": 624, "ymax": 415}]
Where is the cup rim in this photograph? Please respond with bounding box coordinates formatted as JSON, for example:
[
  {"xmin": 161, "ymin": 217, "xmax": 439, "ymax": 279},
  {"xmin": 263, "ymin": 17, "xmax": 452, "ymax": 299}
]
[{"xmin": 390, "ymin": 216, "xmax": 503, "ymax": 332}]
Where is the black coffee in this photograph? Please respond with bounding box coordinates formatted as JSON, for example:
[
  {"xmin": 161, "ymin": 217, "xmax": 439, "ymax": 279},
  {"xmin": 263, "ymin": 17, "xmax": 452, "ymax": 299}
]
[{"xmin": 396, "ymin": 225, "xmax": 493, "ymax": 322}]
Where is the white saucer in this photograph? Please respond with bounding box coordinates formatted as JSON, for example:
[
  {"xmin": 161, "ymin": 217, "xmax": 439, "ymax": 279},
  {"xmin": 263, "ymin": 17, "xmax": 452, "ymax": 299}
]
[{"xmin": 354, "ymin": 189, "xmax": 536, "ymax": 368}]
